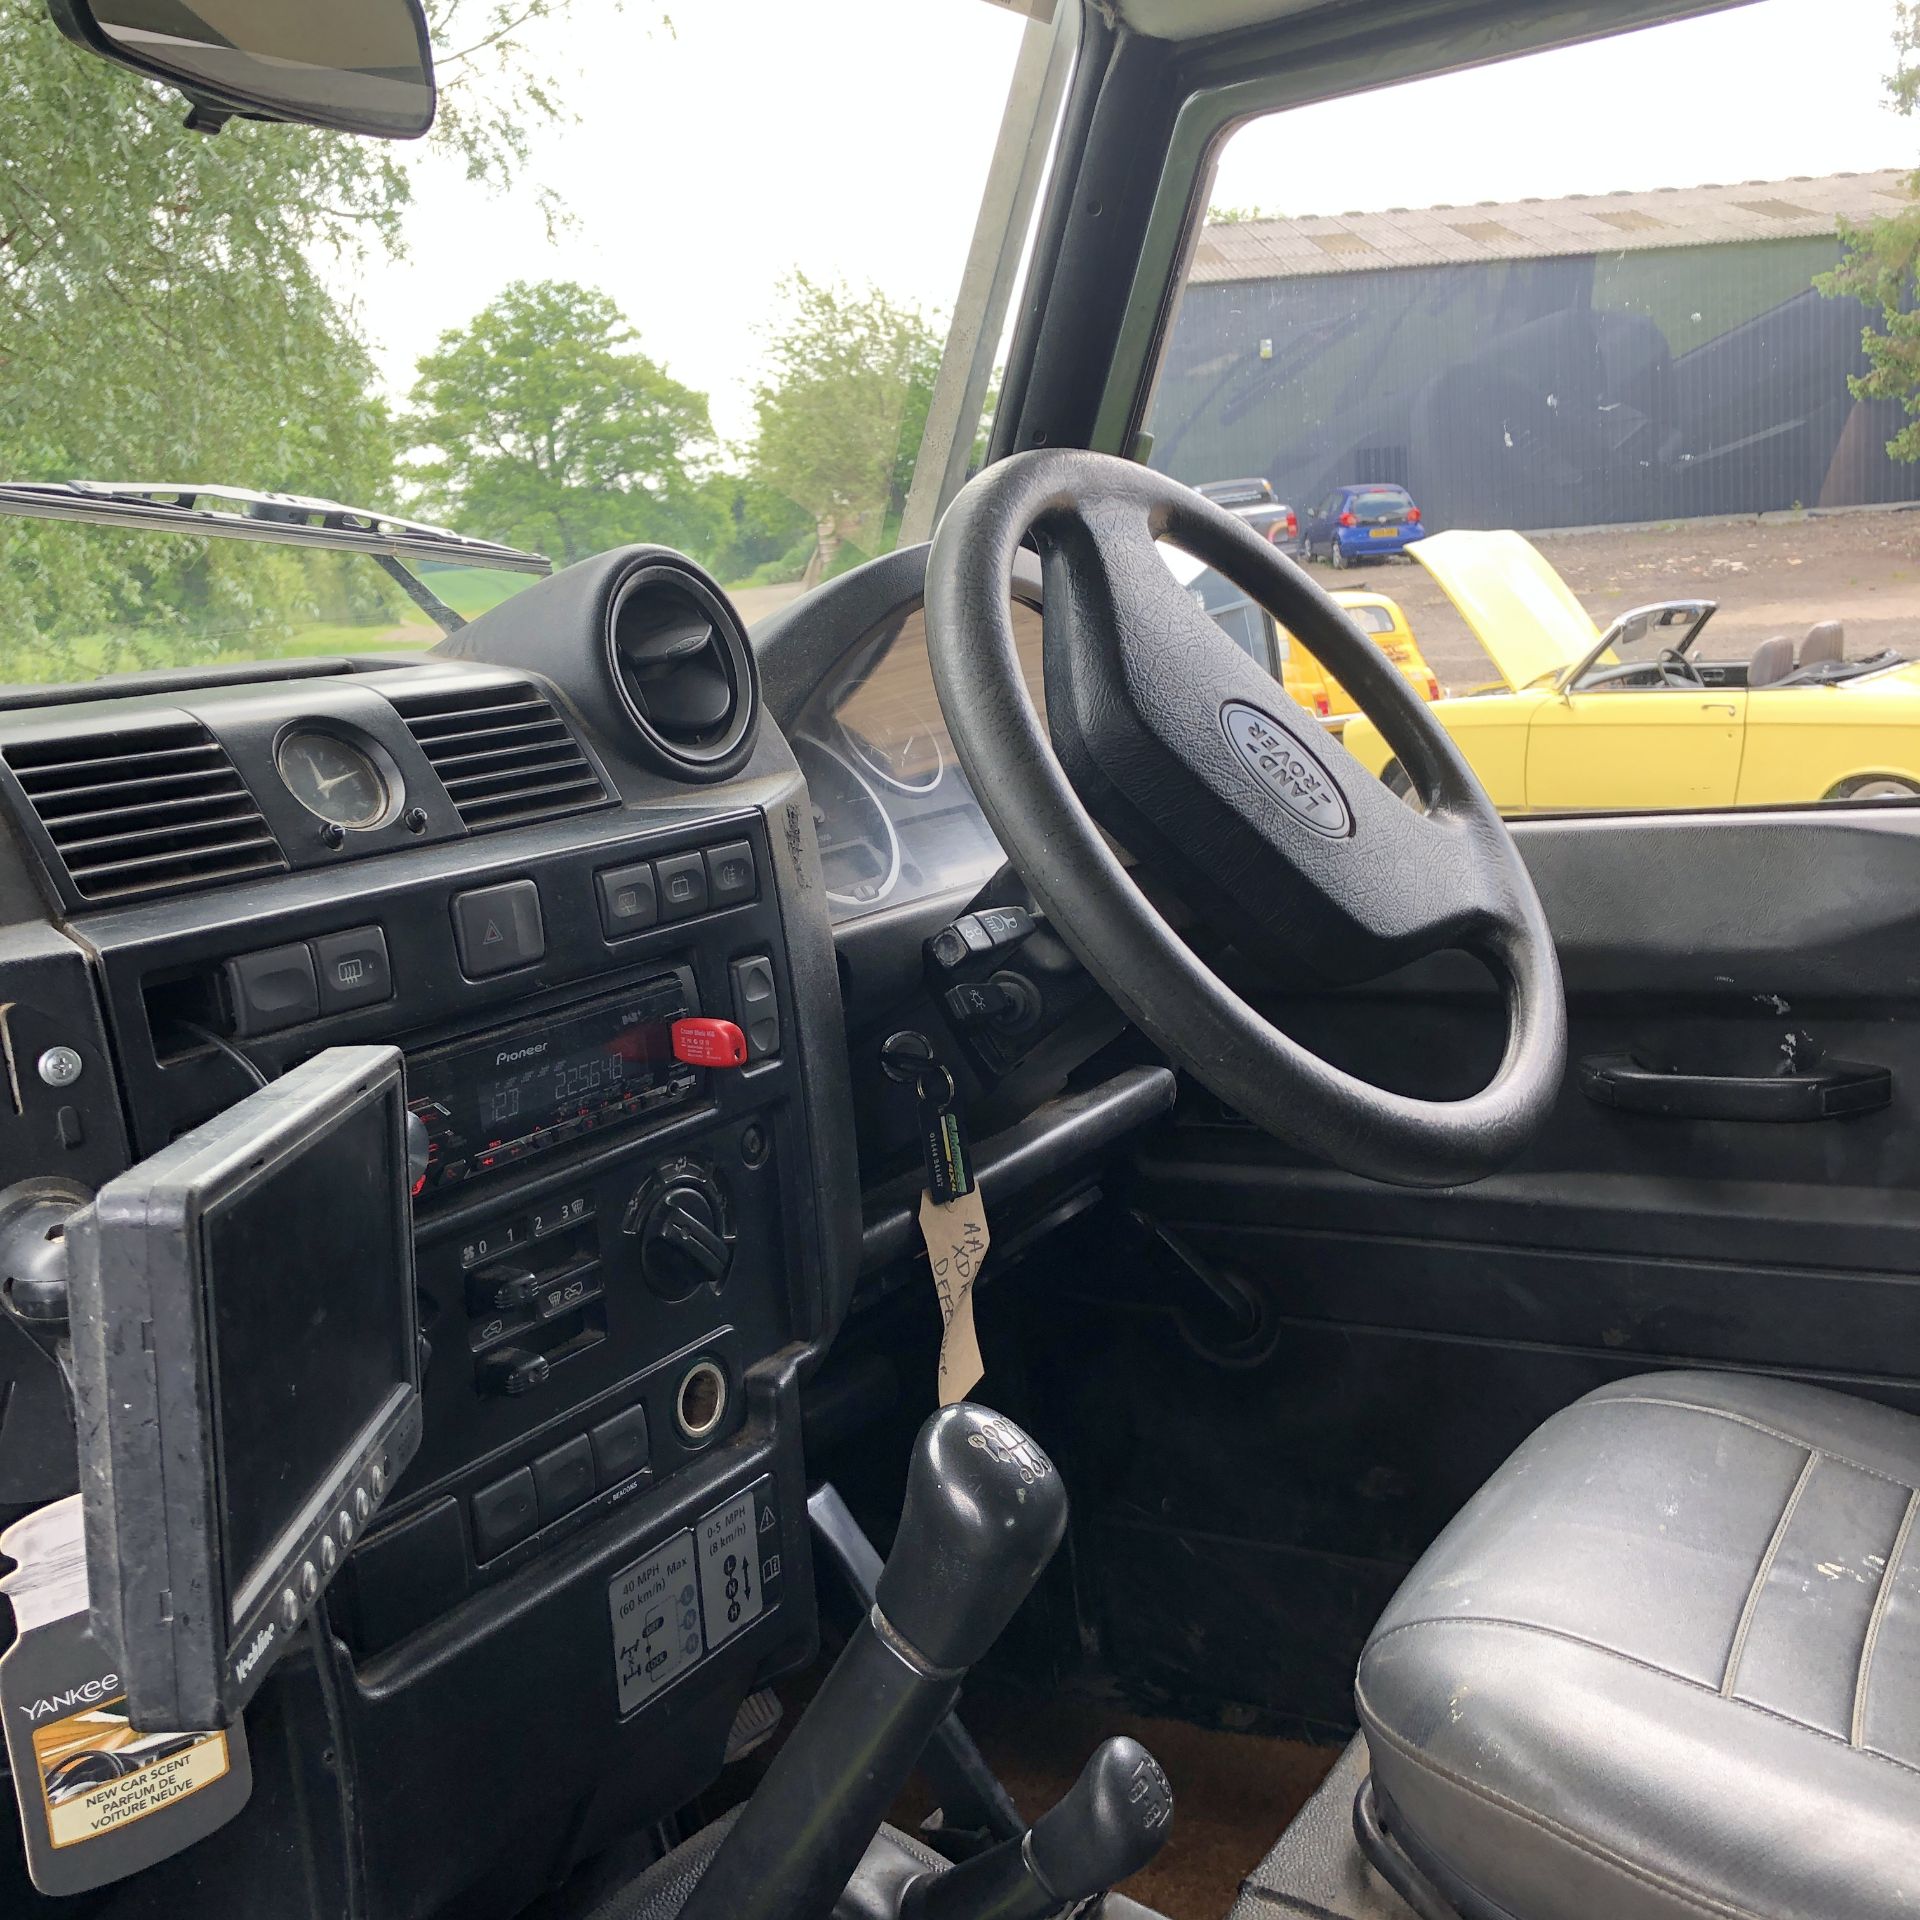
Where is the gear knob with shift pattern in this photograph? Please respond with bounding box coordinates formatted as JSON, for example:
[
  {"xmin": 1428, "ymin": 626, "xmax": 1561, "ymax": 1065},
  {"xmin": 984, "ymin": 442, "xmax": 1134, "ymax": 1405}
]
[
  {"xmin": 877, "ymin": 1403, "xmax": 1064, "ymax": 1671},
  {"xmin": 903, "ymin": 1736, "xmax": 1174, "ymax": 1920},
  {"xmin": 674, "ymin": 1405, "xmax": 1069, "ymax": 1920}
]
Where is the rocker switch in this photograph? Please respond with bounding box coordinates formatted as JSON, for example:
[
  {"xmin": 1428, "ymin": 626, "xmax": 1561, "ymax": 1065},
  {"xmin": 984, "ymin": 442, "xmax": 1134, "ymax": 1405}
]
[
  {"xmin": 467, "ymin": 1261, "xmax": 541, "ymax": 1315},
  {"xmin": 730, "ymin": 954, "xmax": 780, "ymax": 1059}
]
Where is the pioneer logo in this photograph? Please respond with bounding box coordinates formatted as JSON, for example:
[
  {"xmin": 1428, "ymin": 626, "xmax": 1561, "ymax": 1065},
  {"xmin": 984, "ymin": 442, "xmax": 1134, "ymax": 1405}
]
[
  {"xmin": 495, "ymin": 1041, "xmax": 549, "ymax": 1066},
  {"xmin": 233, "ymin": 1623, "xmax": 277, "ymax": 1683},
  {"xmin": 20, "ymin": 1673, "xmax": 120, "ymax": 1720}
]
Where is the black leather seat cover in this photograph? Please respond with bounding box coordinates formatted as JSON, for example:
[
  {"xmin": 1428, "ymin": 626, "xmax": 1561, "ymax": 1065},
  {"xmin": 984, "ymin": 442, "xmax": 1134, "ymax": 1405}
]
[{"xmin": 1357, "ymin": 1371, "xmax": 1920, "ymax": 1920}]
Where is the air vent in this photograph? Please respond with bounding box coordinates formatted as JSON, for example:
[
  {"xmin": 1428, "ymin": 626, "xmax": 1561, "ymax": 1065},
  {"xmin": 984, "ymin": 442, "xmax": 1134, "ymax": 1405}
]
[
  {"xmin": 390, "ymin": 681, "xmax": 611, "ymax": 830},
  {"xmin": 607, "ymin": 564, "xmax": 759, "ymax": 782},
  {"xmin": 2, "ymin": 720, "xmax": 285, "ymax": 904}
]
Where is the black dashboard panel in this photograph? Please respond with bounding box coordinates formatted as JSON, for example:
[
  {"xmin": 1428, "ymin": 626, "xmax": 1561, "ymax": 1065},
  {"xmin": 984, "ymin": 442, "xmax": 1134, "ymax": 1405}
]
[
  {"xmin": 0, "ymin": 533, "xmax": 1124, "ymax": 1920},
  {"xmin": 0, "ymin": 548, "xmax": 858, "ymax": 1920},
  {"xmin": 0, "ymin": 667, "xmax": 609, "ymax": 916}
]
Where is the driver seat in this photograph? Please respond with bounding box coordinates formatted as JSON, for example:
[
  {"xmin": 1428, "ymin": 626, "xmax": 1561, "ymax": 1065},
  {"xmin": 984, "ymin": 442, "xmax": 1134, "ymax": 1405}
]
[{"xmin": 1355, "ymin": 1371, "xmax": 1920, "ymax": 1919}]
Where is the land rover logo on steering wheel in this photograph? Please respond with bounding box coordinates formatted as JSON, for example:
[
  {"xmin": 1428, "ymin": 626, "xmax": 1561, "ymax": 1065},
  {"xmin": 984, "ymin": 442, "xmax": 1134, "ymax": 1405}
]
[{"xmin": 1221, "ymin": 702, "xmax": 1352, "ymax": 837}]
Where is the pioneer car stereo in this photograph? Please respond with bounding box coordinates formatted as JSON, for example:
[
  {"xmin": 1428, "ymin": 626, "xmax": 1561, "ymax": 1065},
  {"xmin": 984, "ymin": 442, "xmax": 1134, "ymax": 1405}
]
[
  {"xmin": 67, "ymin": 1047, "xmax": 421, "ymax": 1732},
  {"xmin": 406, "ymin": 969, "xmax": 699, "ymax": 1195}
]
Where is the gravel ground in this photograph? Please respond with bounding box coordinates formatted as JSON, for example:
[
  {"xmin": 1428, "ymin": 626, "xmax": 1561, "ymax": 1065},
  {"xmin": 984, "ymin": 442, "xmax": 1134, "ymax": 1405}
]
[{"xmin": 1318, "ymin": 507, "xmax": 1920, "ymax": 692}]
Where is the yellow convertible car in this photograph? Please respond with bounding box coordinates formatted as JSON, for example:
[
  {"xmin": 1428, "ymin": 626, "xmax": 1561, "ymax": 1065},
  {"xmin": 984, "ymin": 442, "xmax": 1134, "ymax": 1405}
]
[{"xmin": 1341, "ymin": 529, "xmax": 1920, "ymax": 811}]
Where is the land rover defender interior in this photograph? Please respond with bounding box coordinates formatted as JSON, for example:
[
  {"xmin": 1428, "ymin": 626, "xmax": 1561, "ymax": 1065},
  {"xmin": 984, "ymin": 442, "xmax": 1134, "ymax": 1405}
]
[{"xmin": 8, "ymin": 2, "xmax": 1920, "ymax": 1917}]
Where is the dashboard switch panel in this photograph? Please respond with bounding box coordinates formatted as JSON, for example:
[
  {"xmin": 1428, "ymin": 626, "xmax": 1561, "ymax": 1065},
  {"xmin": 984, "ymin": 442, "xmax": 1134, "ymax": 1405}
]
[
  {"xmin": 591, "ymin": 1404, "xmax": 650, "ymax": 1487},
  {"xmin": 655, "ymin": 851, "xmax": 708, "ymax": 921},
  {"xmin": 532, "ymin": 1436, "xmax": 596, "ymax": 1523},
  {"xmin": 706, "ymin": 840, "xmax": 757, "ymax": 907},
  {"xmin": 729, "ymin": 955, "xmax": 779, "ymax": 1060},
  {"xmin": 596, "ymin": 861, "xmax": 660, "ymax": 939},
  {"xmin": 453, "ymin": 879, "xmax": 546, "ymax": 978},
  {"xmin": 314, "ymin": 925, "xmax": 393, "ymax": 1012},
  {"xmin": 223, "ymin": 941, "xmax": 319, "ymax": 1036},
  {"xmin": 472, "ymin": 1467, "xmax": 539, "ymax": 1559}
]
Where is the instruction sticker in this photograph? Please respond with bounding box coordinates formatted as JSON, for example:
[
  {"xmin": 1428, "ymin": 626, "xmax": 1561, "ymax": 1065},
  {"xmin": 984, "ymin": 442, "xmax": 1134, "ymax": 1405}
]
[
  {"xmin": 696, "ymin": 1489, "xmax": 763, "ymax": 1649},
  {"xmin": 31, "ymin": 1702, "xmax": 230, "ymax": 1849},
  {"xmin": 609, "ymin": 1530, "xmax": 702, "ymax": 1714}
]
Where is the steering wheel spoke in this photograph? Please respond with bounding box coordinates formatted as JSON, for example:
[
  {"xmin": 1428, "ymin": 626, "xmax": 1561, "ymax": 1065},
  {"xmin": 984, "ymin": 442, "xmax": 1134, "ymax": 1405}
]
[{"xmin": 925, "ymin": 450, "xmax": 1566, "ymax": 1187}]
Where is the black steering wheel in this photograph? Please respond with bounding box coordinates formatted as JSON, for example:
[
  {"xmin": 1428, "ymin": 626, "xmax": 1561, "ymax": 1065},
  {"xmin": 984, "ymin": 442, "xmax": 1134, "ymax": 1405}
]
[
  {"xmin": 1658, "ymin": 646, "xmax": 1705, "ymax": 688},
  {"xmin": 923, "ymin": 451, "xmax": 1566, "ymax": 1188}
]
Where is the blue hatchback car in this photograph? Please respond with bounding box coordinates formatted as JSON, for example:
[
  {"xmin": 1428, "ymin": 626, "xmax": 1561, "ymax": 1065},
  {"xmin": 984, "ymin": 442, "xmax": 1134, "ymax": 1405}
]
[{"xmin": 1300, "ymin": 483, "xmax": 1425, "ymax": 569}]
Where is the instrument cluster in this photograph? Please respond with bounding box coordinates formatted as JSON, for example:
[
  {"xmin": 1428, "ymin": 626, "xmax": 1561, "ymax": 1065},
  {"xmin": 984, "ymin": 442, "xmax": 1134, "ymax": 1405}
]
[{"xmin": 793, "ymin": 596, "xmax": 1046, "ymax": 921}]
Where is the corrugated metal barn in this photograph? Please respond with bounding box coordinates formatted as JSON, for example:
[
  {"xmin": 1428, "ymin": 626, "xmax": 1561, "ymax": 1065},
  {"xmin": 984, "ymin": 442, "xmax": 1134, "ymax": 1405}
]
[{"xmin": 1149, "ymin": 170, "xmax": 1920, "ymax": 532}]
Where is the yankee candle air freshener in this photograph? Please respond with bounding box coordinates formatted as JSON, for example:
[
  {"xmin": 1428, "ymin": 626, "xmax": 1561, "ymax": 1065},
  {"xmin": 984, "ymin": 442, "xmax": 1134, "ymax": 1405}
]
[{"xmin": 2, "ymin": 1497, "xmax": 252, "ymax": 1894}]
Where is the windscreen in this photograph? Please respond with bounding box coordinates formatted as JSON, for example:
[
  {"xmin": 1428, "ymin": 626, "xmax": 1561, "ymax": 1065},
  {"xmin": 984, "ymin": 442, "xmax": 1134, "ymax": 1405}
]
[{"xmin": 204, "ymin": 1094, "xmax": 409, "ymax": 1614}]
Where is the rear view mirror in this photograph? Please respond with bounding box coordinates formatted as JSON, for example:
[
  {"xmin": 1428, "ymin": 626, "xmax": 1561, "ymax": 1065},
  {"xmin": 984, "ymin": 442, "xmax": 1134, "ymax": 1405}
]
[{"xmin": 48, "ymin": 0, "xmax": 436, "ymax": 138}]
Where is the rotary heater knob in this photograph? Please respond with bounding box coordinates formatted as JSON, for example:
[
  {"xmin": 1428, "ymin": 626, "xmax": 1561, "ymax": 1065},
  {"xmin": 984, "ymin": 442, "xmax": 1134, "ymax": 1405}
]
[{"xmin": 624, "ymin": 1160, "xmax": 735, "ymax": 1298}]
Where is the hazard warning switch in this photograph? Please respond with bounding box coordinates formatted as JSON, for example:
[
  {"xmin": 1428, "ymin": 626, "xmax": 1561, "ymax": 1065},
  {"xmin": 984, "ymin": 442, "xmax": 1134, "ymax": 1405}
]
[
  {"xmin": 452, "ymin": 880, "xmax": 546, "ymax": 979},
  {"xmin": 672, "ymin": 1018, "xmax": 748, "ymax": 1068}
]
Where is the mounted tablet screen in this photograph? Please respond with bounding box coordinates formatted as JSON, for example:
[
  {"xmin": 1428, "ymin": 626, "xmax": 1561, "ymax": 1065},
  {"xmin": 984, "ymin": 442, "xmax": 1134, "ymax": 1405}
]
[
  {"xmin": 206, "ymin": 1087, "xmax": 413, "ymax": 1620},
  {"xmin": 70, "ymin": 1047, "xmax": 422, "ymax": 1731}
]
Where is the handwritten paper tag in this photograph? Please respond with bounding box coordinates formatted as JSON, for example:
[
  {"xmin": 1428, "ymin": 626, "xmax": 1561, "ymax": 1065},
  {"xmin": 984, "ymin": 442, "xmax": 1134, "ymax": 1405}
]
[{"xmin": 920, "ymin": 1187, "xmax": 990, "ymax": 1404}]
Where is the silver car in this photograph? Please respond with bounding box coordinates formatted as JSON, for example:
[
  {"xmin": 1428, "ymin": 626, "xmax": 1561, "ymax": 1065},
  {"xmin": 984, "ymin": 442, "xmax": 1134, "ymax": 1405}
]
[{"xmin": 1194, "ymin": 477, "xmax": 1302, "ymax": 558}]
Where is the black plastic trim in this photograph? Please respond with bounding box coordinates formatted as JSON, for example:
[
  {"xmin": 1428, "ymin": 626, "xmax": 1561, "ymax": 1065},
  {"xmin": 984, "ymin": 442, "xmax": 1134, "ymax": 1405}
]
[
  {"xmin": 755, "ymin": 543, "xmax": 1043, "ymax": 736},
  {"xmin": 861, "ymin": 1064, "xmax": 1175, "ymax": 1271},
  {"xmin": 1577, "ymin": 1051, "xmax": 1893, "ymax": 1121},
  {"xmin": 438, "ymin": 545, "xmax": 760, "ymax": 784}
]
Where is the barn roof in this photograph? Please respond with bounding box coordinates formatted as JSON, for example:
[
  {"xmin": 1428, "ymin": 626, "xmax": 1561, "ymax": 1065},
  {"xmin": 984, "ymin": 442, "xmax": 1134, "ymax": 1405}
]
[{"xmin": 1191, "ymin": 169, "xmax": 1914, "ymax": 281}]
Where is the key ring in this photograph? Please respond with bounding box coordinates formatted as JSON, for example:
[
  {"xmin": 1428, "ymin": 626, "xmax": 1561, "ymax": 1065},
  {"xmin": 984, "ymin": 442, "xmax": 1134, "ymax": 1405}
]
[{"xmin": 880, "ymin": 1032, "xmax": 955, "ymax": 1110}]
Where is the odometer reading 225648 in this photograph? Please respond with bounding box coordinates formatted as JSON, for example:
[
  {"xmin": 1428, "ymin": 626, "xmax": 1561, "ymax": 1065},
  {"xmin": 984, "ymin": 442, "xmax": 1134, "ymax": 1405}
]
[{"xmin": 477, "ymin": 1048, "xmax": 625, "ymax": 1135}]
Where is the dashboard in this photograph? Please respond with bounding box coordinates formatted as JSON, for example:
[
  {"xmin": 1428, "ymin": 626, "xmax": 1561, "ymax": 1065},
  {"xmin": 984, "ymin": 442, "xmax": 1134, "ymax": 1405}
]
[
  {"xmin": 0, "ymin": 537, "xmax": 1123, "ymax": 1920},
  {"xmin": 0, "ymin": 547, "xmax": 857, "ymax": 1920}
]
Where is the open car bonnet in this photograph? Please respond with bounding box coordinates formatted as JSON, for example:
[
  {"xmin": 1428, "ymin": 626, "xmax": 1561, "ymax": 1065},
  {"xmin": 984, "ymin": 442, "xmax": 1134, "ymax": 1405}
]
[{"xmin": 1410, "ymin": 528, "xmax": 1600, "ymax": 690}]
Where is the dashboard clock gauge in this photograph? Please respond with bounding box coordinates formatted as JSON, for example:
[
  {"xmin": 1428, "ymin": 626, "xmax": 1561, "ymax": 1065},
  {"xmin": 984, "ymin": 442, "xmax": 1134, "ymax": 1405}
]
[{"xmin": 276, "ymin": 730, "xmax": 394, "ymax": 829}]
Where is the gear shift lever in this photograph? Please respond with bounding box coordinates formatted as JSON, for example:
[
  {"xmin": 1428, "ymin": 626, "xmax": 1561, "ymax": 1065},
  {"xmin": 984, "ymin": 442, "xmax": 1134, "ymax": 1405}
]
[
  {"xmin": 677, "ymin": 1405, "xmax": 1068, "ymax": 1920},
  {"xmin": 901, "ymin": 1737, "xmax": 1173, "ymax": 1920}
]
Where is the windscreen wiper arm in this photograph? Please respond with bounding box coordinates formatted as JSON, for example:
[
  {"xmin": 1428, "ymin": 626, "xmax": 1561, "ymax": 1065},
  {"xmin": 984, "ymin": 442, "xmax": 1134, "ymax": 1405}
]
[{"xmin": 0, "ymin": 482, "xmax": 551, "ymax": 637}]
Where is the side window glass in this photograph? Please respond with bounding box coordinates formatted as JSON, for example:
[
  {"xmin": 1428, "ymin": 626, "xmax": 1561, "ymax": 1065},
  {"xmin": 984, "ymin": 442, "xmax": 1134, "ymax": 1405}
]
[{"xmin": 1146, "ymin": 0, "xmax": 1920, "ymax": 817}]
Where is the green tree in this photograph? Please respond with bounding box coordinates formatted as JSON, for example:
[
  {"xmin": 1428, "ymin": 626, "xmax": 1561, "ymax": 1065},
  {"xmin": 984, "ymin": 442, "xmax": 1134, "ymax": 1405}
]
[
  {"xmin": 698, "ymin": 474, "xmax": 815, "ymax": 587},
  {"xmin": 406, "ymin": 280, "xmax": 718, "ymax": 566},
  {"xmin": 1819, "ymin": 4, "xmax": 1920, "ymax": 458},
  {"xmin": 0, "ymin": 0, "xmax": 598, "ymax": 676},
  {"xmin": 745, "ymin": 275, "xmax": 944, "ymax": 580}
]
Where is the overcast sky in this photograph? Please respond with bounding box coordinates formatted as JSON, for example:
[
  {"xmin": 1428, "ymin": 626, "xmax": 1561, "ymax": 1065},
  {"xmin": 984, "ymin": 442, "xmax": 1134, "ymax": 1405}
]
[{"xmin": 346, "ymin": 0, "xmax": 1918, "ymax": 446}]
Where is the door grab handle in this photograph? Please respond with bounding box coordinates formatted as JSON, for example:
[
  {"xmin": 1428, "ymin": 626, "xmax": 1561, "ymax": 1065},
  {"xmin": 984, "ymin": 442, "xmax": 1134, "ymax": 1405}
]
[{"xmin": 1577, "ymin": 1052, "xmax": 1892, "ymax": 1121}]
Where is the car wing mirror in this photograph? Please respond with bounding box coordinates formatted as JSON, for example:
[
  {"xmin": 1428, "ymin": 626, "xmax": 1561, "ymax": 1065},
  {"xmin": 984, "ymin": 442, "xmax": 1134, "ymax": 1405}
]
[{"xmin": 48, "ymin": 0, "xmax": 435, "ymax": 138}]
